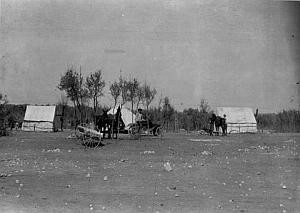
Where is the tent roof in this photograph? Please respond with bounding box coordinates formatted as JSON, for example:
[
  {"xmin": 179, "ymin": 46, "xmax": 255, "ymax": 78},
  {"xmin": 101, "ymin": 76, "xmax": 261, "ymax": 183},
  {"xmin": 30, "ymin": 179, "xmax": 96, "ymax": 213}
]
[
  {"xmin": 108, "ymin": 107, "xmax": 135, "ymax": 126},
  {"xmin": 23, "ymin": 105, "xmax": 56, "ymax": 122},
  {"xmin": 216, "ymin": 107, "xmax": 256, "ymax": 124}
]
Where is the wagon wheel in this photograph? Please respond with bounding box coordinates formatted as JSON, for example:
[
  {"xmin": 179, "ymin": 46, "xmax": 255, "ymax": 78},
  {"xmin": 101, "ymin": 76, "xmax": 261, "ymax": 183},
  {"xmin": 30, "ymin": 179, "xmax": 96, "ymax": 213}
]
[
  {"xmin": 82, "ymin": 137, "xmax": 102, "ymax": 149},
  {"xmin": 75, "ymin": 132, "xmax": 85, "ymax": 146},
  {"xmin": 82, "ymin": 136, "xmax": 93, "ymax": 148},
  {"xmin": 229, "ymin": 130, "xmax": 237, "ymax": 134},
  {"xmin": 92, "ymin": 137, "xmax": 103, "ymax": 148},
  {"xmin": 154, "ymin": 127, "xmax": 163, "ymax": 137},
  {"xmin": 129, "ymin": 124, "xmax": 140, "ymax": 140}
]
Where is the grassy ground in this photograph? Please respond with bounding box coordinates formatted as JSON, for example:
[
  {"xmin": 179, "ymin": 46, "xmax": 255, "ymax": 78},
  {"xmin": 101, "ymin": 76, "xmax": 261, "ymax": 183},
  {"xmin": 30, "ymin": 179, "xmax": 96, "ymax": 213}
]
[{"xmin": 0, "ymin": 131, "xmax": 299, "ymax": 213}]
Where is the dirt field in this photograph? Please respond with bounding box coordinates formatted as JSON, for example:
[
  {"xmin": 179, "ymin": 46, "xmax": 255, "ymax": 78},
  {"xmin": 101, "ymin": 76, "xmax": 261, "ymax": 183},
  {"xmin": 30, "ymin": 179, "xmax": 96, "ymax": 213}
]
[{"xmin": 0, "ymin": 131, "xmax": 299, "ymax": 213}]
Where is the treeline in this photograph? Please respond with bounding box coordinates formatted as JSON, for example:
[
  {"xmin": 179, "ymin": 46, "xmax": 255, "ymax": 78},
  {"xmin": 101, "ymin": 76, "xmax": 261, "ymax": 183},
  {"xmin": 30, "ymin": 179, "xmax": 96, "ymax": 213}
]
[
  {"xmin": 146, "ymin": 99, "xmax": 212, "ymax": 132},
  {"xmin": 1, "ymin": 65, "xmax": 300, "ymax": 133},
  {"xmin": 55, "ymin": 103, "xmax": 300, "ymax": 133},
  {"xmin": 257, "ymin": 110, "xmax": 300, "ymax": 132},
  {"xmin": 58, "ymin": 97, "xmax": 213, "ymax": 131},
  {"xmin": 1, "ymin": 100, "xmax": 300, "ymax": 133},
  {"xmin": 0, "ymin": 93, "xmax": 213, "ymax": 132},
  {"xmin": 0, "ymin": 101, "xmax": 26, "ymax": 134},
  {"xmin": 59, "ymin": 98, "xmax": 212, "ymax": 131}
]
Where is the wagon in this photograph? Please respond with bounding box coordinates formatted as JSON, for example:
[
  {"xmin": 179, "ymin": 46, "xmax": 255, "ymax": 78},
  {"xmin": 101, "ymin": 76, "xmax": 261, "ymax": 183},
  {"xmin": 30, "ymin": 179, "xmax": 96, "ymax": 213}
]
[
  {"xmin": 128, "ymin": 120, "xmax": 162, "ymax": 139},
  {"xmin": 75, "ymin": 123, "xmax": 103, "ymax": 148}
]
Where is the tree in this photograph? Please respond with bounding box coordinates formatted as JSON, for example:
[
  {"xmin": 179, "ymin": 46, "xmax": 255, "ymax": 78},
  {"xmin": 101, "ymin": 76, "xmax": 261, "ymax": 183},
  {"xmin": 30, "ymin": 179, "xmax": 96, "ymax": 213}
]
[
  {"xmin": 126, "ymin": 78, "xmax": 139, "ymax": 123},
  {"xmin": 162, "ymin": 96, "xmax": 175, "ymax": 131},
  {"xmin": 78, "ymin": 69, "xmax": 89, "ymax": 121},
  {"xmin": 119, "ymin": 76, "xmax": 129, "ymax": 107},
  {"xmin": 0, "ymin": 93, "xmax": 8, "ymax": 119},
  {"xmin": 144, "ymin": 84, "xmax": 157, "ymax": 112},
  {"xmin": 58, "ymin": 68, "xmax": 78, "ymax": 119},
  {"xmin": 0, "ymin": 93, "xmax": 8, "ymax": 135},
  {"xmin": 143, "ymin": 84, "xmax": 157, "ymax": 133},
  {"xmin": 136, "ymin": 85, "xmax": 145, "ymax": 110},
  {"xmin": 199, "ymin": 99, "xmax": 210, "ymax": 113},
  {"xmin": 109, "ymin": 81, "xmax": 121, "ymax": 113},
  {"xmin": 85, "ymin": 70, "xmax": 105, "ymax": 115},
  {"xmin": 58, "ymin": 67, "xmax": 87, "ymax": 123},
  {"xmin": 0, "ymin": 93, "xmax": 8, "ymax": 105},
  {"xmin": 57, "ymin": 94, "xmax": 68, "ymax": 131},
  {"xmin": 109, "ymin": 80, "xmax": 122, "ymax": 138}
]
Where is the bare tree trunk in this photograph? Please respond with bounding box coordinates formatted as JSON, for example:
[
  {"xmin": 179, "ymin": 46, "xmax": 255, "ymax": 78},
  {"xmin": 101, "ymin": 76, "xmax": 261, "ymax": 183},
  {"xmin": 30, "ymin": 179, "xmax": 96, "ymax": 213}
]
[
  {"xmin": 131, "ymin": 101, "xmax": 134, "ymax": 124},
  {"xmin": 112, "ymin": 103, "xmax": 116, "ymax": 139},
  {"xmin": 73, "ymin": 100, "xmax": 77, "ymax": 127},
  {"xmin": 76, "ymin": 99, "xmax": 82, "ymax": 123},
  {"xmin": 115, "ymin": 101, "xmax": 120, "ymax": 138},
  {"xmin": 147, "ymin": 105, "xmax": 150, "ymax": 135},
  {"xmin": 93, "ymin": 96, "xmax": 97, "ymax": 124},
  {"xmin": 61, "ymin": 105, "xmax": 66, "ymax": 131}
]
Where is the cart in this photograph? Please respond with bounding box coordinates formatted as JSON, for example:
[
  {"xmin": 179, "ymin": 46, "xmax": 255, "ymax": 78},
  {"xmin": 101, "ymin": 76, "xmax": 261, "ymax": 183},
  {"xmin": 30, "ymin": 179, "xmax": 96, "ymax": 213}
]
[{"xmin": 75, "ymin": 123, "xmax": 103, "ymax": 148}]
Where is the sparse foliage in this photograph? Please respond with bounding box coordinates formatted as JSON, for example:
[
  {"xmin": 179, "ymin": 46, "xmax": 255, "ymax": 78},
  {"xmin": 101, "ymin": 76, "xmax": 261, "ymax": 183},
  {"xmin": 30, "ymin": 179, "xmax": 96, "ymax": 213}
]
[
  {"xmin": 58, "ymin": 67, "xmax": 88, "ymax": 122},
  {"xmin": 126, "ymin": 78, "xmax": 139, "ymax": 123},
  {"xmin": 136, "ymin": 85, "xmax": 145, "ymax": 110},
  {"xmin": 0, "ymin": 93, "xmax": 8, "ymax": 105},
  {"xmin": 0, "ymin": 93, "xmax": 8, "ymax": 118},
  {"xmin": 162, "ymin": 96, "xmax": 175, "ymax": 130},
  {"xmin": 199, "ymin": 99, "xmax": 210, "ymax": 113},
  {"xmin": 142, "ymin": 84, "xmax": 157, "ymax": 132},
  {"xmin": 109, "ymin": 81, "xmax": 121, "ymax": 113},
  {"xmin": 85, "ymin": 70, "xmax": 105, "ymax": 114},
  {"xmin": 0, "ymin": 93, "xmax": 8, "ymax": 135},
  {"xmin": 119, "ymin": 76, "xmax": 129, "ymax": 107},
  {"xmin": 57, "ymin": 94, "xmax": 68, "ymax": 131},
  {"xmin": 144, "ymin": 84, "xmax": 157, "ymax": 111}
]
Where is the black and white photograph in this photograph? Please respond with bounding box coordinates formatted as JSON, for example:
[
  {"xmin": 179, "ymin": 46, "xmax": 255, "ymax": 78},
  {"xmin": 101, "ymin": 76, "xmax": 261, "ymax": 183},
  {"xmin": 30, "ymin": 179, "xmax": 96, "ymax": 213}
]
[{"xmin": 0, "ymin": 0, "xmax": 299, "ymax": 212}]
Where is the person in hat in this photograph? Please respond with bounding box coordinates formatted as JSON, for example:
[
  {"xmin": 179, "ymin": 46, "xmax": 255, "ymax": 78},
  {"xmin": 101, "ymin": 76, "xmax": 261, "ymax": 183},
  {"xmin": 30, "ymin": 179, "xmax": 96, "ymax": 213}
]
[
  {"xmin": 135, "ymin": 108, "xmax": 144, "ymax": 132},
  {"xmin": 135, "ymin": 109, "xmax": 143, "ymax": 122}
]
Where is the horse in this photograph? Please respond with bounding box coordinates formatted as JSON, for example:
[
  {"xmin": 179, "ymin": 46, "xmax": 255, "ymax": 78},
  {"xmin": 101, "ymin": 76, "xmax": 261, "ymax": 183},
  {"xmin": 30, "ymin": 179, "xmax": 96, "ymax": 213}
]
[
  {"xmin": 210, "ymin": 114, "xmax": 227, "ymax": 136},
  {"xmin": 96, "ymin": 107, "xmax": 124, "ymax": 139},
  {"xmin": 110, "ymin": 106, "xmax": 125, "ymax": 139},
  {"xmin": 214, "ymin": 116, "xmax": 227, "ymax": 136},
  {"xmin": 209, "ymin": 114, "xmax": 216, "ymax": 136},
  {"xmin": 95, "ymin": 109, "xmax": 112, "ymax": 139},
  {"xmin": 220, "ymin": 116, "xmax": 227, "ymax": 135}
]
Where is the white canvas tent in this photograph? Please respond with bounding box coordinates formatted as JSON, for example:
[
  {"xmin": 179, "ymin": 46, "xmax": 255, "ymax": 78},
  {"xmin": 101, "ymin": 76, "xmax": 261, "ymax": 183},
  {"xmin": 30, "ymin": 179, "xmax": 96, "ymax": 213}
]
[
  {"xmin": 108, "ymin": 107, "xmax": 135, "ymax": 128},
  {"xmin": 216, "ymin": 107, "xmax": 257, "ymax": 133},
  {"xmin": 22, "ymin": 105, "xmax": 57, "ymax": 132}
]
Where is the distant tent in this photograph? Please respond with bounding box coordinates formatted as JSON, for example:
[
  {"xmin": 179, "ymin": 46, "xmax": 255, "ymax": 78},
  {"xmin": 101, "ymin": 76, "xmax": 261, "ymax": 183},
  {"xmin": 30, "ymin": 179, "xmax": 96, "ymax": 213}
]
[
  {"xmin": 216, "ymin": 107, "xmax": 257, "ymax": 133},
  {"xmin": 22, "ymin": 105, "xmax": 59, "ymax": 132},
  {"xmin": 108, "ymin": 107, "xmax": 135, "ymax": 128}
]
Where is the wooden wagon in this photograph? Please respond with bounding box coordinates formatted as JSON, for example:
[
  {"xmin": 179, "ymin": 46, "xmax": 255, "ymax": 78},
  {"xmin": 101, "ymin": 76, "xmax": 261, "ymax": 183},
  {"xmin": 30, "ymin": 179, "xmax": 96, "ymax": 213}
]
[{"xmin": 75, "ymin": 123, "xmax": 103, "ymax": 148}]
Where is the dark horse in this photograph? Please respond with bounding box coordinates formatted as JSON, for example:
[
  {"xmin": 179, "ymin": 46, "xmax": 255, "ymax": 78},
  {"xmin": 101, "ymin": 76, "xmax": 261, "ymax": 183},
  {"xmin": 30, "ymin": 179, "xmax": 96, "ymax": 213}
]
[
  {"xmin": 209, "ymin": 114, "xmax": 217, "ymax": 136},
  {"xmin": 96, "ymin": 106, "xmax": 124, "ymax": 139},
  {"xmin": 210, "ymin": 114, "xmax": 227, "ymax": 136}
]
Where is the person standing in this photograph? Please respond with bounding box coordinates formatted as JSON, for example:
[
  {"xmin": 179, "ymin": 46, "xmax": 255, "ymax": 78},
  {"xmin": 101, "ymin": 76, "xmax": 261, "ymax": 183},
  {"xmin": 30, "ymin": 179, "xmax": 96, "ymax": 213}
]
[{"xmin": 222, "ymin": 114, "xmax": 227, "ymax": 136}]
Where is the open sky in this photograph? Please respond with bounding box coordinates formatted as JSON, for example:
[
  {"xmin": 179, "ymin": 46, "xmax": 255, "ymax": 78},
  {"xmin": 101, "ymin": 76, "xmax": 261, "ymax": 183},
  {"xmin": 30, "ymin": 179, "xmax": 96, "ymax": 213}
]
[{"xmin": 1, "ymin": 0, "xmax": 299, "ymax": 112}]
